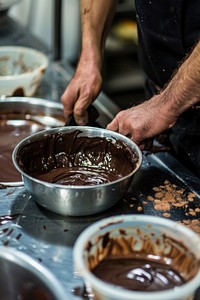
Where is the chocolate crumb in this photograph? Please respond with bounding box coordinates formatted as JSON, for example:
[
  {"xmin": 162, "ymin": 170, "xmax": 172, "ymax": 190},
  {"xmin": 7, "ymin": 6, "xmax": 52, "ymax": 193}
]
[
  {"xmin": 146, "ymin": 180, "xmax": 198, "ymax": 212},
  {"xmin": 162, "ymin": 212, "xmax": 171, "ymax": 218},
  {"xmin": 178, "ymin": 219, "xmax": 200, "ymax": 235},
  {"xmin": 137, "ymin": 206, "xmax": 143, "ymax": 212}
]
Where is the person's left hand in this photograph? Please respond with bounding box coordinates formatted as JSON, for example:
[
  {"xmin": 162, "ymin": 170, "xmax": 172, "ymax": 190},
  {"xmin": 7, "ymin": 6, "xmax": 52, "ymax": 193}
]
[
  {"xmin": 61, "ymin": 52, "xmax": 102, "ymax": 125},
  {"xmin": 107, "ymin": 94, "xmax": 177, "ymax": 150}
]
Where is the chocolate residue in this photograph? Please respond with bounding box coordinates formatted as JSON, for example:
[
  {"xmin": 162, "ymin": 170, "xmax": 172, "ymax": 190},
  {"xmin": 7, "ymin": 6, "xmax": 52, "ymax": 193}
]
[
  {"xmin": 0, "ymin": 111, "xmax": 65, "ymax": 183},
  {"xmin": 87, "ymin": 228, "xmax": 199, "ymax": 293},
  {"xmin": 92, "ymin": 257, "xmax": 185, "ymax": 291},
  {"xmin": 146, "ymin": 180, "xmax": 198, "ymax": 212},
  {"xmin": 0, "ymin": 213, "xmax": 21, "ymax": 226},
  {"xmin": 19, "ymin": 286, "xmax": 53, "ymax": 300},
  {"xmin": 17, "ymin": 130, "xmax": 139, "ymax": 186},
  {"xmin": 12, "ymin": 87, "xmax": 24, "ymax": 96},
  {"xmin": 178, "ymin": 219, "xmax": 200, "ymax": 235},
  {"xmin": 72, "ymin": 286, "xmax": 92, "ymax": 299}
]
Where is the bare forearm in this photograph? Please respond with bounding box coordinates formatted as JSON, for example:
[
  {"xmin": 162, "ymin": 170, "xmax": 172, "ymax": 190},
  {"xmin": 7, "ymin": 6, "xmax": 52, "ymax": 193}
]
[
  {"xmin": 161, "ymin": 41, "xmax": 200, "ymax": 117},
  {"xmin": 81, "ymin": 0, "xmax": 117, "ymax": 67}
]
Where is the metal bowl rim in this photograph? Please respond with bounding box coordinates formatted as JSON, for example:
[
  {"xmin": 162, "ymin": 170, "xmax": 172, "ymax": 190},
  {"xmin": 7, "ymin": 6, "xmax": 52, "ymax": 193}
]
[
  {"xmin": 0, "ymin": 247, "xmax": 67, "ymax": 299},
  {"xmin": 0, "ymin": 96, "xmax": 64, "ymax": 109},
  {"xmin": 0, "ymin": 97, "xmax": 64, "ymax": 187},
  {"xmin": 12, "ymin": 126, "xmax": 143, "ymax": 189}
]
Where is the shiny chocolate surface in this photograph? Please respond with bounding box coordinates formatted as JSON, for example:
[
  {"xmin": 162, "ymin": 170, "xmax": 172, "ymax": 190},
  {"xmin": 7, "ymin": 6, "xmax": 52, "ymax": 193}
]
[
  {"xmin": 88, "ymin": 226, "xmax": 199, "ymax": 293},
  {"xmin": 92, "ymin": 257, "xmax": 185, "ymax": 291},
  {"xmin": 0, "ymin": 114, "xmax": 45, "ymax": 182},
  {"xmin": 0, "ymin": 110, "xmax": 65, "ymax": 183},
  {"xmin": 18, "ymin": 130, "xmax": 138, "ymax": 186}
]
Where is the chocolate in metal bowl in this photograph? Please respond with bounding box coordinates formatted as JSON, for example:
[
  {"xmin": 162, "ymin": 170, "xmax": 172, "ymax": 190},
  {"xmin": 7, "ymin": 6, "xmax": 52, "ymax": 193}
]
[
  {"xmin": 0, "ymin": 246, "xmax": 67, "ymax": 299},
  {"xmin": 12, "ymin": 126, "xmax": 142, "ymax": 216},
  {"xmin": 0, "ymin": 97, "xmax": 65, "ymax": 186}
]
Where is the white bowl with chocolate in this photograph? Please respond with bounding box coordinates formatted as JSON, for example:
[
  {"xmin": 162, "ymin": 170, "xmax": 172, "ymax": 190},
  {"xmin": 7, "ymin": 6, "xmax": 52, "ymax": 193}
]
[
  {"xmin": 0, "ymin": 46, "xmax": 48, "ymax": 97},
  {"xmin": 73, "ymin": 215, "xmax": 200, "ymax": 300},
  {"xmin": 12, "ymin": 127, "xmax": 142, "ymax": 216}
]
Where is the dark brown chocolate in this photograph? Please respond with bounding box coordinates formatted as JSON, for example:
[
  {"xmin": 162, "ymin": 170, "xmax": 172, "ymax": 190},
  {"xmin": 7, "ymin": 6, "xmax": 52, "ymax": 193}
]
[
  {"xmin": 0, "ymin": 114, "xmax": 44, "ymax": 182},
  {"xmin": 92, "ymin": 257, "xmax": 185, "ymax": 291},
  {"xmin": 0, "ymin": 112, "xmax": 65, "ymax": 183},
  {"xmin": 17, "ymin": 130, "xmax": 138, "ymax": 186},
  {"xmin": 87, "ymin": 228, "xmax": 199, "ymax": 293}
]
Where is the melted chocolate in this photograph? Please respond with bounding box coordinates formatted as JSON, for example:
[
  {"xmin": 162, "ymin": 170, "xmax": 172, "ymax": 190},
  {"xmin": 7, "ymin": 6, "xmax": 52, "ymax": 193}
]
[
  {"xmin": 87, "ymin": 228, "xmax": 199, "ymax": 294},
  {"xmin": 18, "ymin": 130, "xmax": 138, "ymax": 186},
  {"xmin": 0, "ymin": 213, "xmax": 20, "ymax": 226},
  {"xmin": 19, "ymin": 287, "xmax": 53, "ymax": 300},
  {"xmin": 92, "ymin": 257, "xmax": 185, "ymax": 291},
  {"xmin": 0, "ymin": 112, "xmax": 65, "ymax": 183}
]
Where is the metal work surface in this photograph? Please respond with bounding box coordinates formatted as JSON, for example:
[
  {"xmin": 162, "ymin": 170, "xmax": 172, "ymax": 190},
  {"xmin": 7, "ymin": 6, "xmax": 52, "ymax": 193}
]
[
  {"xmin": 0, "ymin": 67, "xmax": 200, "ymax": 299},
  {"xmin": 0, "ymin": 151, "xmax": 200, "ymax": 299},
  {"xmin": 1, "ymin": 54, "xmax": 199, "ymax": 297}
]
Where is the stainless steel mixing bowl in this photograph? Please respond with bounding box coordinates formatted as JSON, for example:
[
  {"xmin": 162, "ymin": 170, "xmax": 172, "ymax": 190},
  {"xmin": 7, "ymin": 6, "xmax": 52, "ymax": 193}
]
[
  {"xmin": 0, "ymin": 246, "xmax": 66, "ymax": 300},
  {"xmin": 12, "ymin": 126, "xmax": 142, "ymax": 216},
  {"xmin": 0, "ymin": 96, "xmax": 65, "ymax": 186}
]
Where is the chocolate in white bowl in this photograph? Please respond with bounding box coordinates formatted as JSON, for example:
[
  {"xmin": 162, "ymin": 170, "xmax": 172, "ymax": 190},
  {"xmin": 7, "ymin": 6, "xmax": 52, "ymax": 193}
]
[{"xmin": 73, "ymin": 215, "xmax": 200, "ymax": 300}]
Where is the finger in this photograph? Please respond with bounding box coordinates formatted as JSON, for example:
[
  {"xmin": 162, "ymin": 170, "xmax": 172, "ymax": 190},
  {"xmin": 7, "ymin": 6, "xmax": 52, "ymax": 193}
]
[
  {"xmin": 74, "ymin": 111, "xmax": 89, "ymax": 125},
  {"xmin": 138, "ymin": 142, "xmax": 145, "ymax": 151},
  {"xmin": 106, "ymin": 118, "xmax": 119, "ymax": 132},
  {"xmin": 144, "ymin": 138, "xmax": 154, "ymax": 151},
  {"xmin": 74, "ymin": 99, "xmax": 90, "ymax": 126},
  {"xmin": 138, "ymin": 138, "xmax": 153, "ymax": 151},
  {"xmin": 61, "ymin": 89, "xmax": 77, "ymax": 118}
]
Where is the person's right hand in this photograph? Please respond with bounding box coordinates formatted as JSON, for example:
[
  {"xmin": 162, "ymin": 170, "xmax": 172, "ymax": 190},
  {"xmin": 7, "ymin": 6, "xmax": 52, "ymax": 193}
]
[{"xmin": 61, "ymin": 56, "xmax": 102, "ymax": 125}]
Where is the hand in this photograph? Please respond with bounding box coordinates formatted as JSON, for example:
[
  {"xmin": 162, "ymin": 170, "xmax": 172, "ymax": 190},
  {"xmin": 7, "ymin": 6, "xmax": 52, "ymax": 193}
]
[
  {"xmin": 61, "ymin": 59, "xmax": 102, "ymax": 125},
  {"xmin": 107, "ymin": 94, "xmax": 177, "ymax": 150}
]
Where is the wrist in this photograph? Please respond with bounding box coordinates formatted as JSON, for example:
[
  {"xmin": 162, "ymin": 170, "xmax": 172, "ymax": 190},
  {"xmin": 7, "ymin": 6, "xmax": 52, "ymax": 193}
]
[
  {"xmin": 80, "ymin": 42, "xmax": 102, "ymax": 70},
  {"xmin": 162, "ymin": 41, "xmax": 200, "ymax": 116}
]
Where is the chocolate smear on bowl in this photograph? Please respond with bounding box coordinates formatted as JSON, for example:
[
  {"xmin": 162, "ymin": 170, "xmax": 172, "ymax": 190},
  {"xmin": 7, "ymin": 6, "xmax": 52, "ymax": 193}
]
[
  {"xmin": 0, "ymin": 113, "xmax": 44, "ymax": 182},
  {"xmin": 87, "ymin": 228, "xmax": 199, "ymax": 292},
  {"xmin": 17, "ymin": 130, "xmax": 139, "ymax": 186},
  {"xmin": 92, "ymin": 257, "xmax": 185, "ymax": 291},
  {"xmin": 0, "ymin": 111, "xmax": 65, "ymax": 183}
]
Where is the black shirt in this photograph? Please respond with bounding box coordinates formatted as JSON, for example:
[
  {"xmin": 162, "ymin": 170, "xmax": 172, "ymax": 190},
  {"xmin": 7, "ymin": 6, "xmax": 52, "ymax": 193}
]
[{"xmin": 135, "ymin": 0, "xmax": 200, "ymax": 88}]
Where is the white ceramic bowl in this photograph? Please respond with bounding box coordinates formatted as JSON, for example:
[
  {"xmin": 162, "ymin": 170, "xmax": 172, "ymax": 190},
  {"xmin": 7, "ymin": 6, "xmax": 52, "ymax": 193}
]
[
  {"xmin": 0, "ymin": 0, "xmax": 20, "ymax": 12},
  {"xmin": 0, "ymin": 46, "xmax": 49, "ymax": 96},
  {"xmin": 73, "ymin": 215, "xmax": 200, "ymax": 300}
]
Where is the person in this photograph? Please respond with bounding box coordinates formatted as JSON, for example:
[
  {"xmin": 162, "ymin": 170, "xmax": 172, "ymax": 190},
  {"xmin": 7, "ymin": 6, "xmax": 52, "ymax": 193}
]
[{"xmin": 61, "ymin": 0, "xmax": 200, "ymax": 178}]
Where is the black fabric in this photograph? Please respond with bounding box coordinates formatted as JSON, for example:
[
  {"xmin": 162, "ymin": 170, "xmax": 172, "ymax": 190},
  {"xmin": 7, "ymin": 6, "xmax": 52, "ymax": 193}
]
[
  {"xmin": 145, "ymin": 77, "xmax": 200, "ymax": 178},
  {"xmin": 135, "ymin": 0, "xmax": 200, "ymax": 88},
  {"xmin": 169, "ymin": 110, "xmax": 200, "ymax": 178},
  {"xmin": 135, "ymin": 1, "xmax": 200, "ymax": 178}
]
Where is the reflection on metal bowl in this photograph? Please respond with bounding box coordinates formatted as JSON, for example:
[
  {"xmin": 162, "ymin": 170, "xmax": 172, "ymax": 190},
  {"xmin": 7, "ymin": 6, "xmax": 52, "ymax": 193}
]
[
  {"xmin": 12, "ymin": 126, "xmax": 142, "ymax": 216},
  {"xmin": 0, "ymin": 246, "xmax": 67, "ymax": 300},
  {"xmin": 0, "ymin": 97, "xmax": 65, "ymax": 186}
]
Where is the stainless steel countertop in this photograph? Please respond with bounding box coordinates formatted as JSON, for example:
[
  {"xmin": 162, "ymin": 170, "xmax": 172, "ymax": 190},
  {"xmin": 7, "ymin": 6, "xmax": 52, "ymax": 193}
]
[{"xmin": 0, "ymin": 151, "xmax": 200, "ymax": 299}]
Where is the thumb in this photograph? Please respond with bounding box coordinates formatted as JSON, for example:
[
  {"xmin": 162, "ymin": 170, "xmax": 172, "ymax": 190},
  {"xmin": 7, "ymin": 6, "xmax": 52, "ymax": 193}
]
[{"xmin": 106, "ymin": 118, "xmax": 119, "ymax": 132}]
